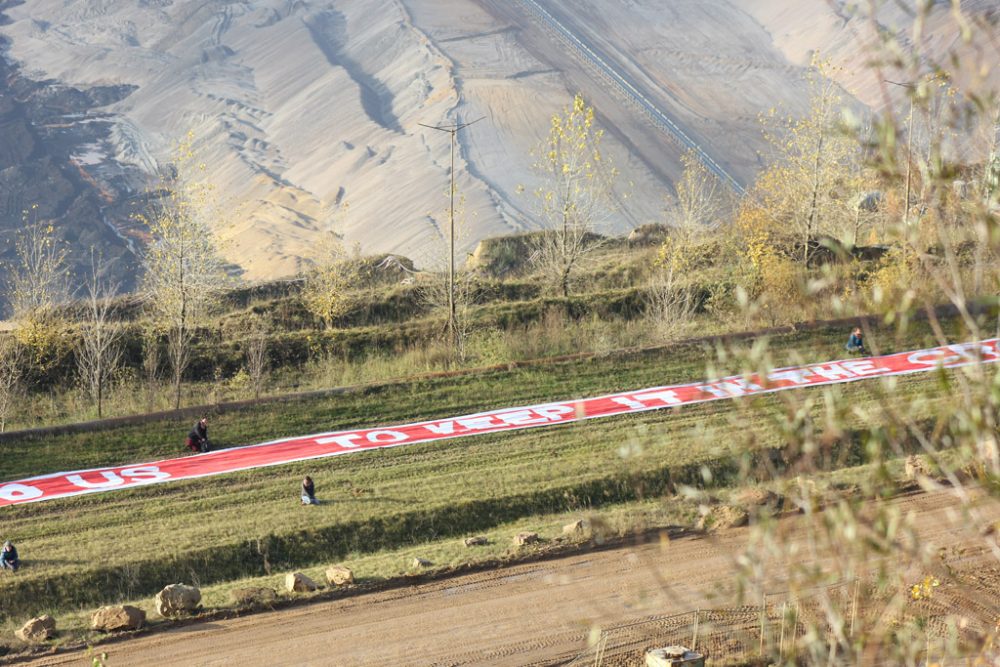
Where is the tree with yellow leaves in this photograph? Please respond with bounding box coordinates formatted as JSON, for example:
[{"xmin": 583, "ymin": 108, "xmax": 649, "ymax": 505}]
[
  {"xmin": 754, "ymin": 59, "xmax": 863, "ymax": 265},
  {"xmin": 531, "ymin": 94, "xmax": 618, "ymax": 297},
  {"xmin": 5, "ymin": 207, "xmax": 71, "ymax": 370},
  {"xmin": 137, "ymin": 133, "xmax": 230, "ymax": 409},
  {"xmin": 300, "ymin": 202, "xmax": 359, "ymax": 330}
]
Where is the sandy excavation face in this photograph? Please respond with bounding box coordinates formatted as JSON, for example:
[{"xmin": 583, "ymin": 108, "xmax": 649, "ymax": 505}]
[{"xmin": 1, "ymin": 0, "xmax": 996, "ymax": 280}]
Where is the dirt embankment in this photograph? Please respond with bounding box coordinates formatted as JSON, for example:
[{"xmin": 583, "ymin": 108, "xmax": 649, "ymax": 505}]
[{"xmin": 17, "ymin": 489, "xmax": 1000, "ymax": 667}]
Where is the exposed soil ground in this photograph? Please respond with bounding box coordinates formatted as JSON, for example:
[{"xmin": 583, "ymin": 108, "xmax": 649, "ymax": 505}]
[{"xmin": 17, "ymin": 488, "xmax": 1000, "ymax": 667}]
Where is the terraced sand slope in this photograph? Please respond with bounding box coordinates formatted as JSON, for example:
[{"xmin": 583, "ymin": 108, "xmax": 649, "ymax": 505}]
[{"xmin": 1, "ymin": 1, "xmax": 995, "ymax": 278}]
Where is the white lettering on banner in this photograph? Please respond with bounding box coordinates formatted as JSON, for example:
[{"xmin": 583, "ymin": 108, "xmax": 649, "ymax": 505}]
[
  {"xmin": 632, "ymin": 390, "xmax": 682, "ymax": 406},
  {"xmin": 457, "ymin": 415, "xmax": 503, "ymax": 431},
  {"xmin": 767, "ymin": 369, "xmax": 813, "ymax": 385},
  {"xmin": 121, "ymin": 466, "xmax": 171, "ymax": 483},
  {"xmin": 908, "ymin": 343, "xmax": 999, "ymax": 367},
  {"xmin": 949, "ymin": 342, "xmax": 1000, "ymax": 362},
  {"xmin": 534, "ymin": 405, "xmax": 575, "ymax": 421},
  {"xmin": 367, "ymin": 430, "xmax": 407, "ymax": 444},
  {"xmin": 426, "ymin": 421, "xmax": 457, "ymax": 435},
  {"xmin": 908, "ymin": 350, "xmax": 949, "ymax": 366},
  {"xmin": 315, "ymin": 433, "xmax": 362, "ymax": 447},
  {"xmin": 700, "ymin": 378, "xmax": 761, "ymax": 398},
  {"xmin": 611, "ymin": 397, "xmax": 645, "ymax": 410},
  {"xmin": 5, "ymin": 339, "xmax": 1000, "ymax": 508},
  {"xmin": 67, "ymin": 471, "xmax": 124, "ymax": 489},
  {"xmin": 841, "ymin": 360, "xmax": 888, "ymax": 376},
  {"xmin": 495, "ymin": 410, "xmax": 548, "ymax": 426},
  {"xmin": 0, "ymin": 483, "xmax": 43, "ymax": 502},
  {"xmin": 810, "ymin": 364, "xmax": 855, "ymax": 381}
]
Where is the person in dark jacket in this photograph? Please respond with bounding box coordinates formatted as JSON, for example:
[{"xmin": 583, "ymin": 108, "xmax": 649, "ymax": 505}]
[
  {"xmin": 186, "ymin": 418, "xmax": 210, "ymax": 453},
  {"xmin": 301, "ymin": 476, "xmax": 318, "ymax": 505},
  {"xmin": 1, "ymin": 541, "xmax": 19, "ymax": 572},
  {"xmin": 845, "ymin": 327, "xmax": 867, "ymax": 355}
]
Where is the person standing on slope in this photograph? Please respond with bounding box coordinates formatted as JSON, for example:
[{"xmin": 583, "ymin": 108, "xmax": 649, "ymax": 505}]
[{"xmin": 186, "ymin": 417, "xmax": 210, "ymax": 453}]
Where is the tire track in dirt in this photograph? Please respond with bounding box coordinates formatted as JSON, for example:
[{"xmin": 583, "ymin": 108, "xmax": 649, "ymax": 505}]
[{"xmin": 18, "ymin": 489, "xmax": 1000, "ymax": 667}]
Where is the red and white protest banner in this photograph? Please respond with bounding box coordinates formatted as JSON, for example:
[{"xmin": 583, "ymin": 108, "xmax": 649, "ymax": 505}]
[{"xmin": 2, "ymin": 339, "xmax": 998, "ymax": 507}]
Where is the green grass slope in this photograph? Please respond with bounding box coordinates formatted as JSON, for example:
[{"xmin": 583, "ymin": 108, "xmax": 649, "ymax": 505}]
[{"xmin": 0, "ymin": 319, "xmax": 964, "ymax": 621}]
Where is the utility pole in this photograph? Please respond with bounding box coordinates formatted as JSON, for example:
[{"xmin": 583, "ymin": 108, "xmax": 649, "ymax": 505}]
[
  {"xmin": 418, "ymin": 117, "xmax": 484, "ymax": 351},
  {"xmin": 886, "ymin": 80, "xmax": 916, "ymax": 226}
]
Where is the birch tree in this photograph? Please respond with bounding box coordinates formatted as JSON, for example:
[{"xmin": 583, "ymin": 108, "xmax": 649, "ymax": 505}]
[
  {"xmin": 76, "ymin": 254, "xmax": 124, "ymax": 419},
  {"xmin": 756, "ymin": 61, "xmax": 861, "ymax": 265},
  {"xmin": 137, "ymin": 133, "xmax": 229, "ymax": 409},
  {"xmin": 6, "ymin": 208, "xmax": 70, "ymax": 363},
  {"xmin": 0, "ymin": 335, "xmax": 23, "ymax": 432},
  {"xmin": 531, "ymin": 94, "xmax": 617, "ymax": 296},
  {"xmin": 664, "ymin": 148, "xmax": 729, "ymax": 234},
  {"xmin": 245, "ymin": 314, "xmax": 269, "ymax": 401}
]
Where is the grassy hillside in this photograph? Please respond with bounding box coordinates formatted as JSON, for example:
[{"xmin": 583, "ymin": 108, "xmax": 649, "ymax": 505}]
[{"xmin": 0, "ymin": 316, "xmax": 967, "ymax": 623}]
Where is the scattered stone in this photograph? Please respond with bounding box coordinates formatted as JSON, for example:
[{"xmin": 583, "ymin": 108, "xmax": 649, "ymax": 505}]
[
  {"xmin": 627, "ymin": 223, "xmax": 670, "ymax": 247},
  {"xmin": 464, "ymin": 536, "xmax": 488, "ymax": 547},
  {"xmin": 411, "ymin": 557, "xmax": 432, "ymax": 569},
  {"xmin": 696, "ymin": 505, "xmax": 748, "ymax": 531},
  {"xmin": 230, "ymin": 587, "xmax": 278, "ymax": 607},
  {"xmin": 154, "ymin": 584, "xmax": 201, "ymax": 617},
  {"xmin": 562, "ymin": 520, "xmax": 586, "ymax": 535},
  {"xmin": 645, "ymin": 645, "xmax": 705, "ymax": 667},
  {"xmin": 325, "ymin": 566, "xmax": 355, "ymax": 586},
  {"xmin": 733, "ymin": 487, "xmax": 781, "ymax": 508},
  {"xmin": 904, "ymin": 454, "xmax": 932, "ymax": 481},
  {"xmin": 981, "ymin": 521, "xmax": 999, "ymax": 537},
  {"xmin": 15, "ymin": 615, "xmax": 56, "ymax": 643},
  {"xmin": 90, "ymin": 605, "xmax": 146, "ymax": 632},
  {"xmin": 513, "ymin": 532, "xmax": 539, "ymax": 546},
  {"xmin": 285, "ymin": 572, "xmax": 318, "ymax": 593},
  {"xmin": 976, "ymin": 439, "xmax": 999, "ymax": 470}
]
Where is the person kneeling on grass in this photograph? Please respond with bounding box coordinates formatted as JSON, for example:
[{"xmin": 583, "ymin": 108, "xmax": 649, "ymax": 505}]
[
  {"xmin": 186, "ymin": 417, "xmax": 210, "ymax": 453},
  {"xmin": 845, "ymin": 327, "xmax": 867, "ymax": 355},
  {"xmin": 301, "ymin": 476, "xmax": 319, "ymax": 505},
  {"xmin": 1, "ymin": 541, "xmax": 20, "ymax": 572}
]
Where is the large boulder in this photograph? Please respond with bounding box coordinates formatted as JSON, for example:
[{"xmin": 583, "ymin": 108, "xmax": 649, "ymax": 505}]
[
  {"xmin": 464, "ymin": 535, "xmax": 488, "ymax": 547},
  {"xmin": 627, "ymin": 223, "xmax": 670, "ymax": 247},
  {"xmin": 285, "ymin": 572, "xmax": 318, "ymax": 593},
  {"xmin": 91, "ymin": 605, "xmax": 146, "ymax": 632},
  {"xmin": 645, "ymin": 646, "xmax": 705, "ymax": 667},
  {"xmin": 325, "ymin": 566, "xmax": 354, "ymax": 586},
  {"xmin": 697, "ymin": 505, "xmax": 749, "ymax": 531},
  {"xmin": 16, "ymin": 615, "xmax": 56, "ymax": 643},
  {"xmin": 155, "ymin": 584, "xmax": 202, "ymax": 617},
  {"xmin": 411, "ymin": 557, "xmax": 432, "ymax": 569},
  {"xmin": 734, "ymin": 488, "xmax": 783, "ymax": 512},
  {"xmin": 230, "ymin": 587, "xmax": 278, "ymax": 607},
  {"xmin": 904, "ymin": 455, "xmax": 933, "ymax": 481}
]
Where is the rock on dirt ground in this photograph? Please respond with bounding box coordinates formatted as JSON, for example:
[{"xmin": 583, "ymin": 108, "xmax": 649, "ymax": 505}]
[
  {"xmin": 154, "ymin": 584, "xmax": 201, "ymax": 617},
  {"xmin": 16, "ymin": 615, "xmax": 55, "ymax": 643},
  {"xmin": 91, "ymin": 605, "xmax": 146, "ymax": 632},
  {"xmin": 514, "ymin": 532, "xmax": 539, "ymax": 546},
  {"xmin": 285, "ymin": 573, "xmax": 318, "ymax": 593},
  {"xmin": 325, "ymin": 566, "xmax": 354, "ymax": 586}
]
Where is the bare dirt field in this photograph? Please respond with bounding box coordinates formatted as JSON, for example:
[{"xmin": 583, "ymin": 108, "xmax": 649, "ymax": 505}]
[{"xmin": 17, "ymin": 488, "xmax": 1000, "ymax": 667}]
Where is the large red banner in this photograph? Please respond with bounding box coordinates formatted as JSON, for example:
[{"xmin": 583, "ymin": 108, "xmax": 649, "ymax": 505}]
[{"xmin": 2, "ymin": 339, "xmax": 998, "ymax": 507}]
